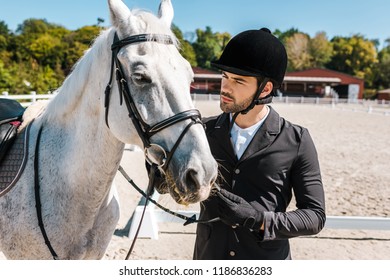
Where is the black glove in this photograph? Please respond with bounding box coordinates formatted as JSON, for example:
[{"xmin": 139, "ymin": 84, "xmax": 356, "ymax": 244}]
[{"xmin": 217, "ymin": 189, "xmax": 264, "ymax": 231}]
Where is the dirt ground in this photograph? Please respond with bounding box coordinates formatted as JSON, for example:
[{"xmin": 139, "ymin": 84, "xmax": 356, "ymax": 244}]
[{"xmin": 1, "ymin": 101, "xmax": 389, "ymax": 260}]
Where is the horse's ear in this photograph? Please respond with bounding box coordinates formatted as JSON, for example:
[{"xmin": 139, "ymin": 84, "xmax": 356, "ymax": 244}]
[
  {"xmin": 108, "ymin": 0, "xmax": 132, "ymax": 29},
  {"xmin": 158, "ymin": 0, "xmax": 174, "ymax": 28}
]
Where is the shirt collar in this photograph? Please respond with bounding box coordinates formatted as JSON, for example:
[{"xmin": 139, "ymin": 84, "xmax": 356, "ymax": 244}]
[{"xmin": 230, "ymin": 105, "xmax": 270, "ymax": 137}]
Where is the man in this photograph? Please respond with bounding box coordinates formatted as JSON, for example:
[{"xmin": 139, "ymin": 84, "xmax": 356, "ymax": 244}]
[{"xmin": 193, "ymin": 28, "xmax": 326, "ymax": 260}]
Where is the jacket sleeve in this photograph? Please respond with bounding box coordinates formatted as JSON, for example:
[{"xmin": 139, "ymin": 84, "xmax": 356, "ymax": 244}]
[{"xmin": 262, "ymin": 128, "xmax": 326, "ymax": 241}]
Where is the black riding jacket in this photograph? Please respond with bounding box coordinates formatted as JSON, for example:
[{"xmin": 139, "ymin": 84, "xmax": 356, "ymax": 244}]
[{"xmin": 193, "ymin": 107, "xmax": 326, "ymax": 260}]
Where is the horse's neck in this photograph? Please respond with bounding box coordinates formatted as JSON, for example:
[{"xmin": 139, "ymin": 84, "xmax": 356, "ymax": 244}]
[
  {"xmin": 45, "ymin": 29, "xmax": 112, "ymax": 125},
  {"xmin": 41, "ymin": 29, "xmax": 124, "ymax": 193}
]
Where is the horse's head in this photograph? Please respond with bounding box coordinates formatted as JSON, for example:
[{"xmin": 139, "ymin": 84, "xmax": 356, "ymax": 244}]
[{"xmin": 105, "ymin": 0, "xmax": 218, "ymax": 204}]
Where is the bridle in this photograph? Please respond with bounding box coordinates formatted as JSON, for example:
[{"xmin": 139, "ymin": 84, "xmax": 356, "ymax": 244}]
[
  {"xmin": 33, "ymin": 31, "xmax": 217, "ymax": 261},
  {"xmin": 104, "ymin": 31, "xmax": 217, "ymax": 259},
  {"xmin": 104, "ymin": 32, "xmax": 203, "ymax": 172}
]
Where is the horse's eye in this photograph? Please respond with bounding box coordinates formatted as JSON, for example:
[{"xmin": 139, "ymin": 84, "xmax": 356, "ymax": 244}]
[{"xmin": 132, "ymin": 73, "xmax": 152, "ymax": 85}]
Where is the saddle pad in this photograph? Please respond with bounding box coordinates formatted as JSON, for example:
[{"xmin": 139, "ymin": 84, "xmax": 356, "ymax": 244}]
[{"xmin": 0, "ymin": 123, "xmax": 31, "ymax": 197}]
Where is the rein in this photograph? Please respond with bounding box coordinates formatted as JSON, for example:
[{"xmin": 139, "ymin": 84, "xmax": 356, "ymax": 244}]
[
  {"xmin": 104, "ymin": 32, "xmax": 203, "ymax": 171},
  {"xmin": 33, "ymin": 31, "xmax": 213, "ymax": 260},
  {"xmin": 118, "ymin": 165, "xmax": 220, "ymax": 226},
  {"xmin": 103, "ymin": 32, "xmax": 221, "ymax": 259},
  {"xmin": 104, "ymin": 32, "xmax": 212, "ymax": 259},
  {"xmin": 119, "ymin": 163, "xmax": 220, "ymax": 260}
]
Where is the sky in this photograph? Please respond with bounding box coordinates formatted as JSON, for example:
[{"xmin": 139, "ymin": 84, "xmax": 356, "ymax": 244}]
[{"xmin": 0, "ymin": 0, "xmax": 389, "ymax": 49}]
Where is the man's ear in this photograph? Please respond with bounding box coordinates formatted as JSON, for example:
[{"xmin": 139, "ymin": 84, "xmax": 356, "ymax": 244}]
[{"xmin": 262, "ymin": 81, "xmax": 274, "ymax": 95}]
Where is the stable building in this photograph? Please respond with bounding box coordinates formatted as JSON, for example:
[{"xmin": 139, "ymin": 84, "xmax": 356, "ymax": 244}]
[
  {"xmin": 191, "ymin": 67, "xmax": 221, "ymax": 94},
  {"xmin": 282, "ymin": 68, "xmax": 364, "ymax": 100},
  {"xmin": 377, "ymin": 88, "xmax": 390, "ymax": 101},
  {"xmin": 191, "ymin": 67, "xmax": 365, "ymax": 100}
]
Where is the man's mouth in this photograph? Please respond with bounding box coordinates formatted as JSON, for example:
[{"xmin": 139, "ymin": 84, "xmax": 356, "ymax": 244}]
[{"xmin": 221, "ymin": 95, "xmax": 233, "ymax": 103}]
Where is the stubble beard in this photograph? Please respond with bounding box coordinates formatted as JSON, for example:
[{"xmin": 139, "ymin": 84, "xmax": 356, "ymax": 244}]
[{"xmin": 220, "ymin": 92, "xmax": 253, "ymax": 113}]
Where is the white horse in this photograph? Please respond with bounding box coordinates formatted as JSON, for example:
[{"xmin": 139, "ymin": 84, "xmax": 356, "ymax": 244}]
[{"xmin": 0, "ymin": 0, "xmax": 218, "ymax": 260}]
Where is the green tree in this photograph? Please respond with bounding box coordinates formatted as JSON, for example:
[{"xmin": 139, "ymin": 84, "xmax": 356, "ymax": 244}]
[
  {"xmin": 309, "ymin": 32, "xmax": 333, "ymax": 68},
  {"xmin": 0, "ymin": 60, "xmax": 12, "ymax": 92},
  {"xmin": 0, "ymin": 21, "xmax": 10, "ymax": 51},
  {"xmin": 67, "ymin": 26, "xmax": 102, "ymax": 45},
  {"xmin": 172, "ymin": 24, "xmax": 197, "ymax": 66},
  {"xmin": 373, "ymin": 39, "xmax": 390, "ymax": 89},
  {"xmin": 28, "ymin": 33, "xmax": 63, "ymax": 68},
  {"xmin": 282, "ymin": 29, "xmax": 332, "ymax": 71},
  {"xmin": 62, "ymin": 25, "xmax": 102, "ymax": 73},
  {"xmin": 274, "ymin": 27, "xmax": 301, "ymax": 44},
  {"xmin": 285, "ymin": 32, "xmax": 311, "ymax": 71},
  {"xmin": 327, "ymin": 35, "xmax": 378, "ymax": 86},
  {"xmin": 192, "ymin": 26, "xmax": 230, "ymax": 69},
  {"xmin": 7, "ymin": 19, "xmax": 72, "ymax": 93}
]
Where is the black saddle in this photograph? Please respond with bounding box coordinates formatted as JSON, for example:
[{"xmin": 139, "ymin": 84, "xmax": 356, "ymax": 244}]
[
  {"xmin": 1, "ymin": 99, "xmax": 25, "ymax": 160},
  {"xmin": 0, "ymin": 98, "xmax": 25, "ymax": 123},
  {"xmin": 0, "ymin": 99, "xmax": 28, "ymax": 196}
]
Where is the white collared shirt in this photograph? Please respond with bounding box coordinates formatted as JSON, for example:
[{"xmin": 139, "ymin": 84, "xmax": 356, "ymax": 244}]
[{"xmin": 230, "ymin": 106, "xmax": 270, "ymax": 160}]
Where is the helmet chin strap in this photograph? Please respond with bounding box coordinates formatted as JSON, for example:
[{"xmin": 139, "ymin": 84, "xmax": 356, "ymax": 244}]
[{"xmin": 229, "ymin": 77, "xmax": 271, "ymax": 132}]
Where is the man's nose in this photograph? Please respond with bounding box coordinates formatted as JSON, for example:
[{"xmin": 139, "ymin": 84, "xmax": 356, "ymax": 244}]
[{"xmin": 221, "ymin": 80, "xmax": 232, "ymax": 94}]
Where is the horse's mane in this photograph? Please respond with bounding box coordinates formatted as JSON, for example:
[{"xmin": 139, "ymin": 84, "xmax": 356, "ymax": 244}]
[
  {"xmin": 43, "ymin": 8, "xmax": 179, "ymax": 124},
  {"xmin": 43, "ymin": 28, "xmax": 112, "ymax": 123}
]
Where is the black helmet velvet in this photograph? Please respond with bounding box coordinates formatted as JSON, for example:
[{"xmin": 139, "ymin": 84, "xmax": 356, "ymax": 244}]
[{"xmin": 212, "ymin": 28, "xmax": 287, "ymax": 88}]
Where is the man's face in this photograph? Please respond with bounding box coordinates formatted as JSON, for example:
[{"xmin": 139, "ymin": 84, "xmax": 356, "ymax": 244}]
[{"xmin": 219, "ymin": 71, "xmax": 258, "ymax": 113}]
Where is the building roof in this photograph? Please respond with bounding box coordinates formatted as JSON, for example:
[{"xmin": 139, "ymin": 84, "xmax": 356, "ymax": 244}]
[
  {"xmin": 192, "ymin": 67, "xmax": 221, "ymax": 79},
  {"xmin": 286, "ymin": 68, "xmax": 363, "ymax": 85},
  {"xmin": 284, "ymin": 76, "xmax": 341, "ymax": 83},
  {"xmin": 378, "ymin": 88, "xmax": 390, "ymax": 94},
  {"xmin": 192, "ymin": 67, "xmax": 363, "ymax": 86}
]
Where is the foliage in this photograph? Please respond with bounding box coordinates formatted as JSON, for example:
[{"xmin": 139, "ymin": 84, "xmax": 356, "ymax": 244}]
[
  {"xmin": 0, "ymin": 21, "xmax": 10, "ymax": 51},
  {"xmin": 0, "ymin": 60, "xmax": 12, "ymax": 91},
  {"xmin": 284, "ymin": 31, "xmax": 333, "ymax": 71},
  {"xmin": 326, "ymin": 35, "xmax": 378, "ymax": 86},
  {"xmin": 285, "ymin": 33, "xmax": 311, "ymax": 71},
  {"xmin": 192, "ymin": 26, "xmax": 230, "ymax": 69},
  {"xmin": 309, "ymin": 32, "xmax": 333, "ymax": 68},
  {"xmin": 373, "ymin": 42, "xmax": 390, "ymax": 89},
  {"xmin": 172, "ymin": 24, "xmax": 197, "ymax": 66},
  {"xmin": 0, "ymin": 18, "xmax": 389, "ymax": 94}
]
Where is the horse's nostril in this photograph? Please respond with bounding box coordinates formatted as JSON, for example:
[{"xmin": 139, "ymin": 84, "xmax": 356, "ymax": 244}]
[{"xmin": 184, "ymin": 168, "xmax": 199, "ymax": 191}]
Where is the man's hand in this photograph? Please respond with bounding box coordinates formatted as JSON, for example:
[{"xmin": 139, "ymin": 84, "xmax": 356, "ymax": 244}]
[{"xmin": 216, "ymin": 189, "xmax": 264, "ymax": 231}]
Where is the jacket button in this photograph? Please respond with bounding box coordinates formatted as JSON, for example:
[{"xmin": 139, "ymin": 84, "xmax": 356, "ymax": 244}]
[
  {"xmin": 229, "ymin": 251, "xmax": 236, "ymax": 257},
  {"xmin": 234, "ymin": 169, "xmax": 240, "ymax": 174}
]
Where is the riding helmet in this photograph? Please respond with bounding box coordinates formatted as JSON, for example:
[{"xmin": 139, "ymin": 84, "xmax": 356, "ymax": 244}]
[{"xmin": 212, "ymin": 28, "xmax": 287, "ymax": 88}]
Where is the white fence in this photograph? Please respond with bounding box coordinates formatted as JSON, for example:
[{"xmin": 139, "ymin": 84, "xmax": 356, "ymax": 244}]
[
  {"xmin": 1, "ymin": 91, "xmax": 56, "ymax": 107},
  {"xmin": 2, "ymin": 91, "xmax": 390, "ymax": 116},
  {"xmin": 2, "ymin": 92, "xmax": 390, "ymax": 239},
  {"xmin": 191, "ymin": 93, "xmax": 390, "ymax": 115},
  {"xmin": 128, "ymin": 191, "xmax": 390, "ymax": 240}
]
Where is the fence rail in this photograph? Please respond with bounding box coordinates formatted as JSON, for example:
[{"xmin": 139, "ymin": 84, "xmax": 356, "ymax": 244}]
[
  {"xmin": 1, "ymin": 92, "xmax": 389, "ymax": 238},
  {"xmin": 1, "ymin": 91, "xmax": 56, "ymax": 107},
  {"xmin": 129, "ymin": 194, "xmax": 390, "ymax": 240},
  {"xmin": 2, "ymin": 91, "xmax": 390, "ymax": 114},
  {"xmin": 191, "ymin": 94, "xmax": 390, "ymax": 115}
]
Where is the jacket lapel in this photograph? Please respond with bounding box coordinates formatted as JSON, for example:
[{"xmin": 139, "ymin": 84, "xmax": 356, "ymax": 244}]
[
  {"xmin": 211, "ymin": 113, "xmax": 237, "ymax": 163},
  {"xmin": 239, "ymin": 106, "xmax": 281, "ymax": 162}
]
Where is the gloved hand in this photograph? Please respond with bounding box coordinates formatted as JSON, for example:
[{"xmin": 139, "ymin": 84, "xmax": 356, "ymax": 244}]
[{"xmin": 216, "ymin": 188, "xmax": 264, "ymax": 231}]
